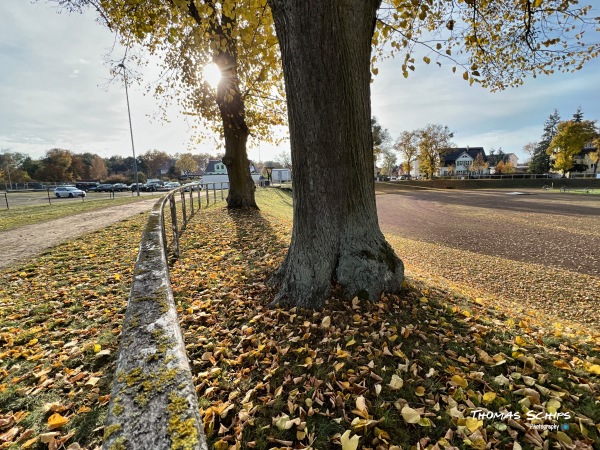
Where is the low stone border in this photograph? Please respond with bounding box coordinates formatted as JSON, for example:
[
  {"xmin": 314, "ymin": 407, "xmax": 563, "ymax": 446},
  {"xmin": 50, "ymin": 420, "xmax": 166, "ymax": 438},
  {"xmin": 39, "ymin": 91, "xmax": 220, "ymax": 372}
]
[{"xmin": 102, "ymin": 197, "xmax": 208, "ymax": 450}]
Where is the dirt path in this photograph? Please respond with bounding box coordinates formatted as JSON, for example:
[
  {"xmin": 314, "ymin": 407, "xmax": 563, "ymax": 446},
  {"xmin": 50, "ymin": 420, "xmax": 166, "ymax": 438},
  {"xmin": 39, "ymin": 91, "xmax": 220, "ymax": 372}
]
[{"xmin": 0, "ymin": 199, "xmax": 157, "ymax": 270}]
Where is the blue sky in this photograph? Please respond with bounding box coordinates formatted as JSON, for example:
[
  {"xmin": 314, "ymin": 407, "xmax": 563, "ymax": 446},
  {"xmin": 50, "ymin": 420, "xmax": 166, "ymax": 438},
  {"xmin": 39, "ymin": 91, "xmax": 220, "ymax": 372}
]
[{"xmin": 1, "ymin": 0, "xmax": 599, "ymax": 164}]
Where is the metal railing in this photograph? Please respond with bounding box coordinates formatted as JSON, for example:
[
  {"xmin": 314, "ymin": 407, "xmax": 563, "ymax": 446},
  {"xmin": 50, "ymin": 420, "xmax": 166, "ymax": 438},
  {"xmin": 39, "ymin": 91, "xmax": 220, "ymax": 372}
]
[{"xmin": 162, "ymin": 182, "xmax": 228, "ymax": 259}]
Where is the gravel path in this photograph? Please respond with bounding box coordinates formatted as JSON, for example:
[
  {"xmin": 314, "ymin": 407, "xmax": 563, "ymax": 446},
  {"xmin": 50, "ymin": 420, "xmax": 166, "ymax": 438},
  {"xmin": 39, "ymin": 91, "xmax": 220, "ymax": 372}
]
[{"xmin": 0, "ymin": 199, "xmax": 157, "ymax": 270}]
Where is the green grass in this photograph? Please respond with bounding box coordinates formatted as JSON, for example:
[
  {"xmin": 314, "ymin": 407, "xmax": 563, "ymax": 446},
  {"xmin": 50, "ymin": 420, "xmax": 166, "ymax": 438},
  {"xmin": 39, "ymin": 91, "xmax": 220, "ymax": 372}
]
[{"xmin": 0, "ymin": 195, "xmax": 154, "ymax": 231}]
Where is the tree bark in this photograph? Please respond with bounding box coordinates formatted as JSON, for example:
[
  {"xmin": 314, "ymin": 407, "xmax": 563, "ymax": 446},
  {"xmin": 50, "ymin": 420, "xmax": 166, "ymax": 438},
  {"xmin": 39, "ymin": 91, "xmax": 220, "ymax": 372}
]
[{"xmin": 268, "ymin": 0, "xmax": 404, "ymax": 308}]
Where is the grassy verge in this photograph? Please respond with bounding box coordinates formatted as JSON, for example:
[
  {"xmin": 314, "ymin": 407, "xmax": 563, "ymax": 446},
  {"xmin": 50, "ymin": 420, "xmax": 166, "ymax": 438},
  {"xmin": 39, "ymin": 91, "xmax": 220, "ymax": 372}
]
[
  {"xmin": 171, "ymin": 188, "xmax": 599, "ymax": 449},
  {"xmin": 0, "ymin": 196, "xmax": 154, "ymax": 232}
]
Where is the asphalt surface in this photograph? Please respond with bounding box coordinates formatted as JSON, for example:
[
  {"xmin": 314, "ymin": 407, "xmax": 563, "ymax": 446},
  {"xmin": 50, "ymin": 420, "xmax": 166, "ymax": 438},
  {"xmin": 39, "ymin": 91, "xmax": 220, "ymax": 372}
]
[{"xmin": 376, "ymin": 187, "xmax": 600, "ymax": 277}]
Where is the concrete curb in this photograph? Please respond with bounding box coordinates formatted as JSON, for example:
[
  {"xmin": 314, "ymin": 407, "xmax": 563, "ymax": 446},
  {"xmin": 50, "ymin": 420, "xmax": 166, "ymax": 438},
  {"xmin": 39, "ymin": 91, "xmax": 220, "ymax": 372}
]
[{"xmin": 102, "ymin": 198, "xmax": 207, "ymax": 450}]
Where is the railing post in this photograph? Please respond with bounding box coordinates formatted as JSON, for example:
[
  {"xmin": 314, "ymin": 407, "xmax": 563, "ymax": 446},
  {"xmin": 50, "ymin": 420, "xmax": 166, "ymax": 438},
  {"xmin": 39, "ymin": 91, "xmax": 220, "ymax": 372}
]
[
  {"xmin": 180, "ymin": 190, "xmax": 187, "ymax": 230},
  {"xmin": 221, "ymin": 182, "xmax": 224, "ymax": 200},
  {"xmin": 189, "ymin": 188, "xmax": 194, "ymax": 215},
  {"xmin": 3, "ymin": 192, "xmax": 8, "ymax": 210},
  {"xmin": 169, "ymin": 194, "xmax": 180, "ymax": 258},
  {"xmin": 213, "ymin": 183, "xmax": 216, "ymax": 204},
  {"xmin": 197, "ymin": 185, "xmax": 202, "ymax": 210}
]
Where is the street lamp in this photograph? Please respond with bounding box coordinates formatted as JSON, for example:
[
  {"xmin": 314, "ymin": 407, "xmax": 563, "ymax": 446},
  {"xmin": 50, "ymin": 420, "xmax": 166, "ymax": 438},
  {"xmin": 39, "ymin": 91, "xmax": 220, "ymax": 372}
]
[{"xmin": 118, "ymin": 62, "xmax": 140, "ymax": 196}]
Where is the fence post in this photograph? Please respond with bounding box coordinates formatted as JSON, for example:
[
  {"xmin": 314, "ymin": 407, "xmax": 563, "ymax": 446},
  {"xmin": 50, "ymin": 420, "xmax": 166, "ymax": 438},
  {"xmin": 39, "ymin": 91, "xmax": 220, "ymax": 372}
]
[
  {"xmin": 213, "ymin": 183, "xmax": 216, "ymax": 204},
  {"xmin": 4, "ymin": 192, "xmax": 8, "ymax": 210},
  {"xmin": 206, "ymin": 183, "xmax": 210, "ymax": 207},
  {"xmin": 180, "ymin": 189, "xmax": 187, "ymax": 229},
  {"xmin": 198, "ymin": 185, "xmax": 202, "ymax": 210},
  {"xmin": 221, "ymin": 182, "xmax": 224, "ymax": 200},
  {"xmin": 169, "ymin": 194, "xmax": 180, "ymax": 258},
  {"xmin": 189, "ymin": 188, "xmax": 194, "ymax": 215},
  {"xmin": 47, "ymin": 188, "xmax": 51, "ymax": 205}
]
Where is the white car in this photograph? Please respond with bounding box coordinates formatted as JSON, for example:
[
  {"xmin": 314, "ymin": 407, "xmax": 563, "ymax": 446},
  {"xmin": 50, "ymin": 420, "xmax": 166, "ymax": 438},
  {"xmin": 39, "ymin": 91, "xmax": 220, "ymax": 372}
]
[{"xmin": 54, "ymin": 186, "xmax": 86, "ymax": 198}]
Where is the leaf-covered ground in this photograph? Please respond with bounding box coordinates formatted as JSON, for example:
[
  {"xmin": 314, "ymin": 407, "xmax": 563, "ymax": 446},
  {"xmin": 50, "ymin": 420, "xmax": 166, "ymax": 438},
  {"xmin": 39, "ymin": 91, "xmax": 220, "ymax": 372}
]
[
  {"xmin": 171, "ymin": 189, "xmax": 600, "ymax": 449},
  {"xmin": 0, "ymin": 214, "xmax": 148, "ymax": 449},
  {"xmin": 1, "ymin": 189, "xmax": 599, "ymax": 449}
]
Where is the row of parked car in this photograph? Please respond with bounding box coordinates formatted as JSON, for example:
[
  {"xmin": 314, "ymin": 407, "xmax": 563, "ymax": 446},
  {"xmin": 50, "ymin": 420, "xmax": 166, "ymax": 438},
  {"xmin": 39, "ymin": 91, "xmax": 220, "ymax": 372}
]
[
  {"xmin": 72, "ymin": 181, "xmax": 185, "ymax": 192},
  {"xmin": 53, "ymin": 181, "xmax": 202, "ymax": 198}
]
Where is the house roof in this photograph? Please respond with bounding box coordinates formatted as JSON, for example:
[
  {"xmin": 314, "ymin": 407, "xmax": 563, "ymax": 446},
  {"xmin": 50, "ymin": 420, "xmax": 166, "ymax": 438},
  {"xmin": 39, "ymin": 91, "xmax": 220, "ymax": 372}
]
[
  {"xmin": 204, "ymin": 160, "xmax": 222, "ymax": 174},
  {"xmin": 442, "ymin": 147, "xmax": 486, "ymax": 166}
]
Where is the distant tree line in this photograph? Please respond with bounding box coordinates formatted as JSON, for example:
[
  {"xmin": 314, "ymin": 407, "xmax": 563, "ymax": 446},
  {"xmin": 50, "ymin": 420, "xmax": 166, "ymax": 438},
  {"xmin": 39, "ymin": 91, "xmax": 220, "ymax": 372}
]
[
  {"xmin": 373, "ymin": 108, "xmax": 599, "ymax": 178},
  {"xmin": 0, "ymin": 148, "xmax": 225, "ymax": 185}
]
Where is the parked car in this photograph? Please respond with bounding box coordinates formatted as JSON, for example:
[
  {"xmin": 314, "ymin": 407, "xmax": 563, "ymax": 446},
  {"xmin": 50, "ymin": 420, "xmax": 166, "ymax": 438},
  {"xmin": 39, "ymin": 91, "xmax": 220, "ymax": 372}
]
[
  {"xmin": 112, "ymin": 183, "xmax": 129, "ymax": 192},
  {"xmin": 96, "ymin": 184, "xmax": 115, "ymax": 192},
  {"xmin": 129, "ymin": 183, "xmax": 144, "ymax": 191},
  {"xmin": 140, "ymin": 183, "xmax": 158, "ymax": 192},
  {"xmin": 54, "ymin": 186, "xmax": 86, "ymax": 198},
  {"xmin": 75, "ymin": 182, "xmax": 99, "ymax": 191},
  {"xmin": 164, "ymin": 182, "xmax": 181, "ymax": 189}
]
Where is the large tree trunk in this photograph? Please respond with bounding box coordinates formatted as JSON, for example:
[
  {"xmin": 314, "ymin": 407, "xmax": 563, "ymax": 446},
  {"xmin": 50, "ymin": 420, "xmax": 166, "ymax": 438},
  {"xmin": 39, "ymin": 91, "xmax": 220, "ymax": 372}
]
[{"xmin": 268, "ymin": 0, "xmax": 404, "ymax": 308}]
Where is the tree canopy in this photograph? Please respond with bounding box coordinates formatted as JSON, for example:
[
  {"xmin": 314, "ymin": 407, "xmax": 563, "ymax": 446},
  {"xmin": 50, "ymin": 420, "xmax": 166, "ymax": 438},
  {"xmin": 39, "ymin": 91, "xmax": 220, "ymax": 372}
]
[
  {"xmin": 548, "ymin": 119, "xmax": 599, "ymax": 174},
  {"xmin": 375, "ymin": 0, "xmax": 600, "ymax": 90}
]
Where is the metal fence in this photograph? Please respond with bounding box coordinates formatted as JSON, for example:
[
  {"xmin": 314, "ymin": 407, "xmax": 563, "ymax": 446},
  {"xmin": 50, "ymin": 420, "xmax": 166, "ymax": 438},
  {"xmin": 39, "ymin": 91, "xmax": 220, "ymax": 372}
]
[{"xmin": 161, "ymin": 182, "xmax": 229, "ymax": 259}]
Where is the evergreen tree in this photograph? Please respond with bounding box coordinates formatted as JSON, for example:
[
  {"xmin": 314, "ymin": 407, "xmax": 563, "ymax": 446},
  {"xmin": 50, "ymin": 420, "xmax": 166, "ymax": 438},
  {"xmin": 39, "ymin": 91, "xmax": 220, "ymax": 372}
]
[
  {"xmin": 573, "ymin": 106, "xmax": 584, "ymax": 122},
  {"xmin": 529, "ymin": 110, "xmax": 560, "ymax": 173}
]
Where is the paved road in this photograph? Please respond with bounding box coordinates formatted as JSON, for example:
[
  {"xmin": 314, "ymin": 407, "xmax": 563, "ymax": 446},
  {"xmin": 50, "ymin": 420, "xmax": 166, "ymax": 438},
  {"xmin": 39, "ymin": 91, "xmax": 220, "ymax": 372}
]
[
  {"xmin": 376, "ymin": 187, "xmax": 600, "ymax": 276},
  {"xmin": 0, "ymin": 199, "xmax": 157, "ymax": 270},
  {"xmin": 1, "ymin": 190, "xmax": 160, "ymax": 209}
]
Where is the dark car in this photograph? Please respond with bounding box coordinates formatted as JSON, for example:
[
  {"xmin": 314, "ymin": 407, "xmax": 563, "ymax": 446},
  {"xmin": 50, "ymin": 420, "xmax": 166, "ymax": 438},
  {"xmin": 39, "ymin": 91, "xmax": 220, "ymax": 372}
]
[
  {"xmin": 112, "ymin": 183, "xmax": 129, "ymax": 192},
  {"xmin": 129, "ymin": 183, "xmax": 144, "ymax": 191},
  {"xmin": 75, "ymin": 182, "xmax": 99, "ymax": 191},
  {"xmin": 89, "ymin": 184, "xmax": 114, "ymax": 192},
  {"xmin": 140, "ymin": 183, "xmax": 158, "ymax": 192}
]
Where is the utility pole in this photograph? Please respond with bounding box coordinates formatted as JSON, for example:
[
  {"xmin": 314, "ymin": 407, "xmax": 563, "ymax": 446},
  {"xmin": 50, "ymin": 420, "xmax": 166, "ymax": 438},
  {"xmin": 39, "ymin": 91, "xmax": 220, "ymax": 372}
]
[{"xmin": 118, "ymin": 62, "xmax": 140, "ymax": 196}]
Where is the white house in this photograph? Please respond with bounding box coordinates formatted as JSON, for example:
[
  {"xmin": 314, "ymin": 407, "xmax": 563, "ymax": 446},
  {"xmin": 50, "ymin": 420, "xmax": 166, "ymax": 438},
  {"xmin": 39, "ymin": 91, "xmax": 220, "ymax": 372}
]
[
  {"xmin": 200, "ymin": 160, "xmax": 261, "ymax": 187},
  {"xmin": 438, "ymin": 147, "xmax": 490, "ymax": 176}
]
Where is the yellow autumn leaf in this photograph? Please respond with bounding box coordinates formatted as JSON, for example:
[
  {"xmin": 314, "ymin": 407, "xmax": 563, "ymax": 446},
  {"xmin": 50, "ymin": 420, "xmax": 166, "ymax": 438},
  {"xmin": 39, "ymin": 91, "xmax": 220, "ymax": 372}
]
[
  {"xmin": 418, "ymin": 417, "xmax": 432, "ymax": 427},
  {"xmin": 450, "ymin": 375, "xmax": 468, "ymax": 388},
  {"xmin": 465, "ymin": 417, "xmax": 483, "ymax": 432},
  {"xmin": 553, "ymin": 360, "xmax": 571, "ymax": 370},
  {"xmin": 401, "ymin": 405, "xmax": 421, "ymax": 424},
  {"xmin": 482, "ymin": 392, "xmax": 496, "ymax": 404},
  {"xmin": 321, "ymin": 316, "xmax": 331, "ymax": 329},
  {"xmin": 47, "ymin": 413, "xmax": 69, "ymax": 430},
  {"xmin": 213, "ymin": 440, "xmax": 228, "ymax": 450},
  {"xmin": 547, "ymin": 398, "xmax": 561, "ymax": 413},
  {"xmin": 340, "ymin": 430, "xmax": 360, "ymax": 450},
  {"xmin": 21, "ymin": 437, "xmax": 39, "ymax": 449},
  {"xmin": 94, "ymin": 344, "xmax": 101, "ymax": 353},
  {"xmin": 515, "ymin": 336, "xmax": 526, "ymax": 346},
  {"xmin": 585, "ymin": 364, "xmax": 600, "ymax": 375}
]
